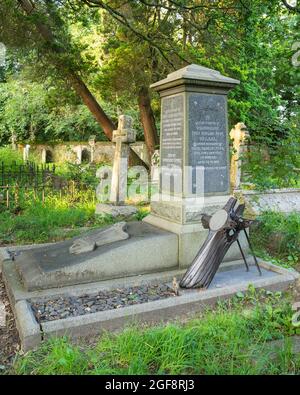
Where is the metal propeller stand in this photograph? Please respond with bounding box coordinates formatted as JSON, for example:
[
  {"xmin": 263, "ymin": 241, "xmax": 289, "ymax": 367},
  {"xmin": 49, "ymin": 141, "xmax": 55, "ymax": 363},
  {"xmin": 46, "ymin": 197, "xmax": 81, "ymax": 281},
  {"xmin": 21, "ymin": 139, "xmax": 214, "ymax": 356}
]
[
  {"xmin": 233, "ymin": 212, "xmax": 262, "ymax": 276},
  {"xmin": 239, "ymin": 229, "xmax": 262, "ymax": 276},
  {"xmin": 180, "ymin": 197, "xmax": 262, "ymax": 289}
]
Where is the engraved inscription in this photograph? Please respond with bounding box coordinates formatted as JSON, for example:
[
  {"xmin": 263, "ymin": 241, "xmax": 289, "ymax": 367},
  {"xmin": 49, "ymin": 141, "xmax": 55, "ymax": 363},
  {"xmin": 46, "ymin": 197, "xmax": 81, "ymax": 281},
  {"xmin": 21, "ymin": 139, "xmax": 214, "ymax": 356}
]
[
  {"xmin": 189, "ymin": 94, "xmax": 229, "ymax": 194},
  {"xmin": 161, "ymin": 95, "xmax": 184, "ymax": 193}
]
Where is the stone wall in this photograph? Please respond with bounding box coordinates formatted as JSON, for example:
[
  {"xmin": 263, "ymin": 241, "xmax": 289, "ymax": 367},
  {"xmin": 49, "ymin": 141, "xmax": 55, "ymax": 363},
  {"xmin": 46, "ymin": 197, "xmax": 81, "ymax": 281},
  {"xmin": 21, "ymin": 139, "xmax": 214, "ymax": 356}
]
[
  {"xmin": 22, "ymin": 141, "xmax": 150, "ymax": 165},
  {"xmin": 238, "ymin": 188, "xmax": 300, "ymax": 214}
]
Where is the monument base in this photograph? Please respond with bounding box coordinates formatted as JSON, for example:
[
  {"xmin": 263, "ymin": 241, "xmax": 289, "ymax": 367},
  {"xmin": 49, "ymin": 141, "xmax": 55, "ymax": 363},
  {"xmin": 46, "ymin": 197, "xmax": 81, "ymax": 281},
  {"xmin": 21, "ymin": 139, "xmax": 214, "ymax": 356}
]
[
  {"xmin": 143, "ymin": 194, "xmax": 250, "ymax": 267},
  {"xmin": 150, "ymin": 194, "xmax": 231, "ymax": 224}
]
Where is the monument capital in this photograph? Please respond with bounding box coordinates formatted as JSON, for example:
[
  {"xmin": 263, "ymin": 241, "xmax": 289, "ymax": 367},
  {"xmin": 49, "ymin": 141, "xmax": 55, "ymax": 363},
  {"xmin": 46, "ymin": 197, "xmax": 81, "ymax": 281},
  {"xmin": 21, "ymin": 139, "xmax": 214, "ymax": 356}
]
[{"xmin": 151, "ymin": 64, "xmax": 240, "ymax": 94}]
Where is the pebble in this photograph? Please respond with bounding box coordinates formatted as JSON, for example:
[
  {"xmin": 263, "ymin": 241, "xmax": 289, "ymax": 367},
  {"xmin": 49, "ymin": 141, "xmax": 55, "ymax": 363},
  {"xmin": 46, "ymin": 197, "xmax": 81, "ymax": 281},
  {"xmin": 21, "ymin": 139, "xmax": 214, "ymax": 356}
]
[
  {"xmin": 30, "ymin": 283, "xmax": 175, "ymax": 323},
  {"xmin": 0, "ymin": 302, "xmax": 6, "ymax": 328}
]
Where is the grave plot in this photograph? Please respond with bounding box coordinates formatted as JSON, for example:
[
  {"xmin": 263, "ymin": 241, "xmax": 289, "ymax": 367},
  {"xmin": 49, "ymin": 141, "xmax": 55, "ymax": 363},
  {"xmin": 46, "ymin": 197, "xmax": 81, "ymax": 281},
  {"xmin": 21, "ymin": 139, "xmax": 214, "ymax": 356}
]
[{"xmin": 2, "ymin": 249, "xmax": 298, "ymax": 352}]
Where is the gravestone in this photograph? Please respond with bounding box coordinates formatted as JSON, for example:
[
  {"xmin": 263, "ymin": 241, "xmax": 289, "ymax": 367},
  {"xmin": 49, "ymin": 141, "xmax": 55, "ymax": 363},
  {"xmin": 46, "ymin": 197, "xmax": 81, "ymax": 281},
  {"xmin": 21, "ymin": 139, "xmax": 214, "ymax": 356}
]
[
  {"xmin": 41, "ymin": 148, "xmax": 47, "ymax": 164},
  {"xmin": 88, "ymin": 135, "xmax": 96, "ymax": 163},
  {"xmin": 10, "ymin": 132, "xmax": 17, "ymax": 151},
  {"xmin": 151, "ymin": 149, "xmax": 160, "ymax": 187},
  {"xmin": 144, "ymin": 64, "xmax": 247, "ymax": 266},
  {"xmin": 23, "ymin": 144, "xmax": 30, "ymax": 162},
  {"xmin": 75, "ymin": 146, "xmax": 82, "ymax": 164}
]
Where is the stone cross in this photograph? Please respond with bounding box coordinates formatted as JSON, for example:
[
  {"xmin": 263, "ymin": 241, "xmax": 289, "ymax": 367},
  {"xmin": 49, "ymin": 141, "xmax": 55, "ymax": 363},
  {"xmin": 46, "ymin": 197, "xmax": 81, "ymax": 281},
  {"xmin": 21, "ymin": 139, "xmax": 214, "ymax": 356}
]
[
  {"xmin": 230, "ymin": 122, "xmax": 250, "ymax": 190},
  {"xmin": 110, "ymin": 115, "xmax": 136, "ymax": 204}
]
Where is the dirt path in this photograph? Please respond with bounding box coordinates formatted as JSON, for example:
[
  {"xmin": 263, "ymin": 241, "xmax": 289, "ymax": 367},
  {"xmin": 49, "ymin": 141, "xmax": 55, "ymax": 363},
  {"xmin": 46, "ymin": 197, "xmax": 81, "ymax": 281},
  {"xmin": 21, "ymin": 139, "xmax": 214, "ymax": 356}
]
[{"xmin": 0, "ymin": 273, "xmax": 20, "ymax": 372}]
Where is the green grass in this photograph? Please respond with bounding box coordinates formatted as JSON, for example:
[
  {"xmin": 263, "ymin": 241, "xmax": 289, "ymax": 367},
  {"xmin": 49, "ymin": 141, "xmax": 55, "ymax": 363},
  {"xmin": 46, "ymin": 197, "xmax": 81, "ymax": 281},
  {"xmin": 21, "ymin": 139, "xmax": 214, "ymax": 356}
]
[
  {"xmin": 0, "ymin": 189, "xmax": 110, "ymax": 244},
  {"xmin": 251, "ymin": 211, "xmax": 300, "ymax": 268},
  {"xmin": 0, "ymin": 148, "xmax": 150, "ymax": 245},
  {"xmin": 11, "ymin": 288, "xmax": 300, "ymax": 375},
  {"xmin": 0, "ymin": 186, "xmax": 149, "ymax": 244},
  {"xmin": 0, "ymin": 146, "xmax": 24, "ymax": 166}
]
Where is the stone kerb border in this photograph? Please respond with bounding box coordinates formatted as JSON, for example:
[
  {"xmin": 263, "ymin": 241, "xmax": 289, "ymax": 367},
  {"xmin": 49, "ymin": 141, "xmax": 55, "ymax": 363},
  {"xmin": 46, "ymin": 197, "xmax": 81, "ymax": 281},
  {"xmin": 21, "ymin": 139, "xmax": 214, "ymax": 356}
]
[
  {"xmin": 3, "ymin": 259, "xmax": 298, "ymax": 352},
  {"xmin": 15, "ymin": 300, "xmax": 42, "ymax": 352}
]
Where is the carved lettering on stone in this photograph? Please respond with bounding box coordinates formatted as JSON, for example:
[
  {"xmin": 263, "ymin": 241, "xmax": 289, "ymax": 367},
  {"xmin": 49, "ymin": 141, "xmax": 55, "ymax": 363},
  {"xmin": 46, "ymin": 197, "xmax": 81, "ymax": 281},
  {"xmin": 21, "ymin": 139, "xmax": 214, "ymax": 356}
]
[
  {"xmin": 188, "ymin": 94, "xmax": 229, "ymax": 194},
  {"xmin": 160, "ymin": 95, "xmax": 184, "ymax": 195}
]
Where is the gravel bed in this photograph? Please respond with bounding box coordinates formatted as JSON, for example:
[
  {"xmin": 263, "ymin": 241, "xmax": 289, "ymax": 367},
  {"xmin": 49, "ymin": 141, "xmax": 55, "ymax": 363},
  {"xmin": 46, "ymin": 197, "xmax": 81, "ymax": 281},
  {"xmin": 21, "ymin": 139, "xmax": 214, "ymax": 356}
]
[{"xmin": 30, "ymin": 283, "xmax": 176, "ymax": 323}]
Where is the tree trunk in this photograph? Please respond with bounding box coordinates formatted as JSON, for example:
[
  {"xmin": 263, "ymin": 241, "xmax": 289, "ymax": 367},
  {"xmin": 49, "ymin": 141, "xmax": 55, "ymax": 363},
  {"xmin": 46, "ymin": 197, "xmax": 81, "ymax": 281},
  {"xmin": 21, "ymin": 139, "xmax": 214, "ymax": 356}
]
[
  {"xmin": 138, "ymin": 86, "xmax": 159, "ymax": 159},
  {"xmin": 69, "ymin": 73, "xmax": 114, "ymax": 139}
]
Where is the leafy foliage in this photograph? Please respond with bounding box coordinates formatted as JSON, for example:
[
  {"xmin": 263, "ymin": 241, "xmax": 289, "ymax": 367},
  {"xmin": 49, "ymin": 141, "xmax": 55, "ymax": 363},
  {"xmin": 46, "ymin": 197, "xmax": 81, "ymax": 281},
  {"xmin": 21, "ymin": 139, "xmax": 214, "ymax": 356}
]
[
  {"xmin": 0, "ymin": 77, "xmax": 110, "ymax": 144},
  {"xmin": 0, "ymin": 146, "xmax": 23, "ymax": 166},
  {"xmin": 251, "ymin": 211, "xmax": 300, "ymax": 267},
  {"xmin": 243, "ymin": 128, "xmax": 300, "ymax": 190},
  {"xmin": 0, "ymin": 0, "xmax": 299, "ymax": 147}
]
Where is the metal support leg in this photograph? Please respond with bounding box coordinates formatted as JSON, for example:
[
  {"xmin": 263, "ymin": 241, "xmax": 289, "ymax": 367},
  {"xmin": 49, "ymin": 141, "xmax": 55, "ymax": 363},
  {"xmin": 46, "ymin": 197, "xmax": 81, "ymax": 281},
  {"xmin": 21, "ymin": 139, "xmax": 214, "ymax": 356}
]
[
  {"xmin": 237, "ymin": 238, "xmax": 249, "ymax": 272},
  {"xmin": 243, "ymin": 230, "xmax": 262, "ymax": 276}
]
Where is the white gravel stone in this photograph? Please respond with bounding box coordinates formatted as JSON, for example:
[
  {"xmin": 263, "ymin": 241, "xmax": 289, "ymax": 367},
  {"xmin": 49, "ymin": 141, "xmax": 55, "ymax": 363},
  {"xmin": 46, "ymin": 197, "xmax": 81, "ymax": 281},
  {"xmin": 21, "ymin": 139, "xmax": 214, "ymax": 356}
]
[{"xmin": 0, "ymin": 302, "xmax": 6, "ymax": 328}]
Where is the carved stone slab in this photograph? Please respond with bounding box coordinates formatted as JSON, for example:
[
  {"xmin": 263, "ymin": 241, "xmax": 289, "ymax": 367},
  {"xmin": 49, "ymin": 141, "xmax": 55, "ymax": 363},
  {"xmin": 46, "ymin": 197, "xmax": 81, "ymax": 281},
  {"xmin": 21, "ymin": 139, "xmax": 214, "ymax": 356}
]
[{"xmin": 69, "ymin": 222, "xmax": 129, "ymax": 255}]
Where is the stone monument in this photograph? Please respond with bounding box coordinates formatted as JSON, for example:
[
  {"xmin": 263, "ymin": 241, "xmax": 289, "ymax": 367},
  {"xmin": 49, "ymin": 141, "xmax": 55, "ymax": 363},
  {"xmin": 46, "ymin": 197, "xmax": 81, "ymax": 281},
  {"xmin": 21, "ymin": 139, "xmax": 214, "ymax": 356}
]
[{"xmin": 144, "ymin": 64, "xmax": 248, "ymax": 266}]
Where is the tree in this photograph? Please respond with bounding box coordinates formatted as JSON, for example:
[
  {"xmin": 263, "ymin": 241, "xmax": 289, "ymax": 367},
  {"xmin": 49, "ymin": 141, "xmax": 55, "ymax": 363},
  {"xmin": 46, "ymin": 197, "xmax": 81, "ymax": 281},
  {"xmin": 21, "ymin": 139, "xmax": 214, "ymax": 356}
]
[
  {"xmin": 0, "ymin": 0, "xmax": 298, "ymax": 155},
  {"xmin": 0, "ymin": 0, "xmax": 151, "ymax": 165}
]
